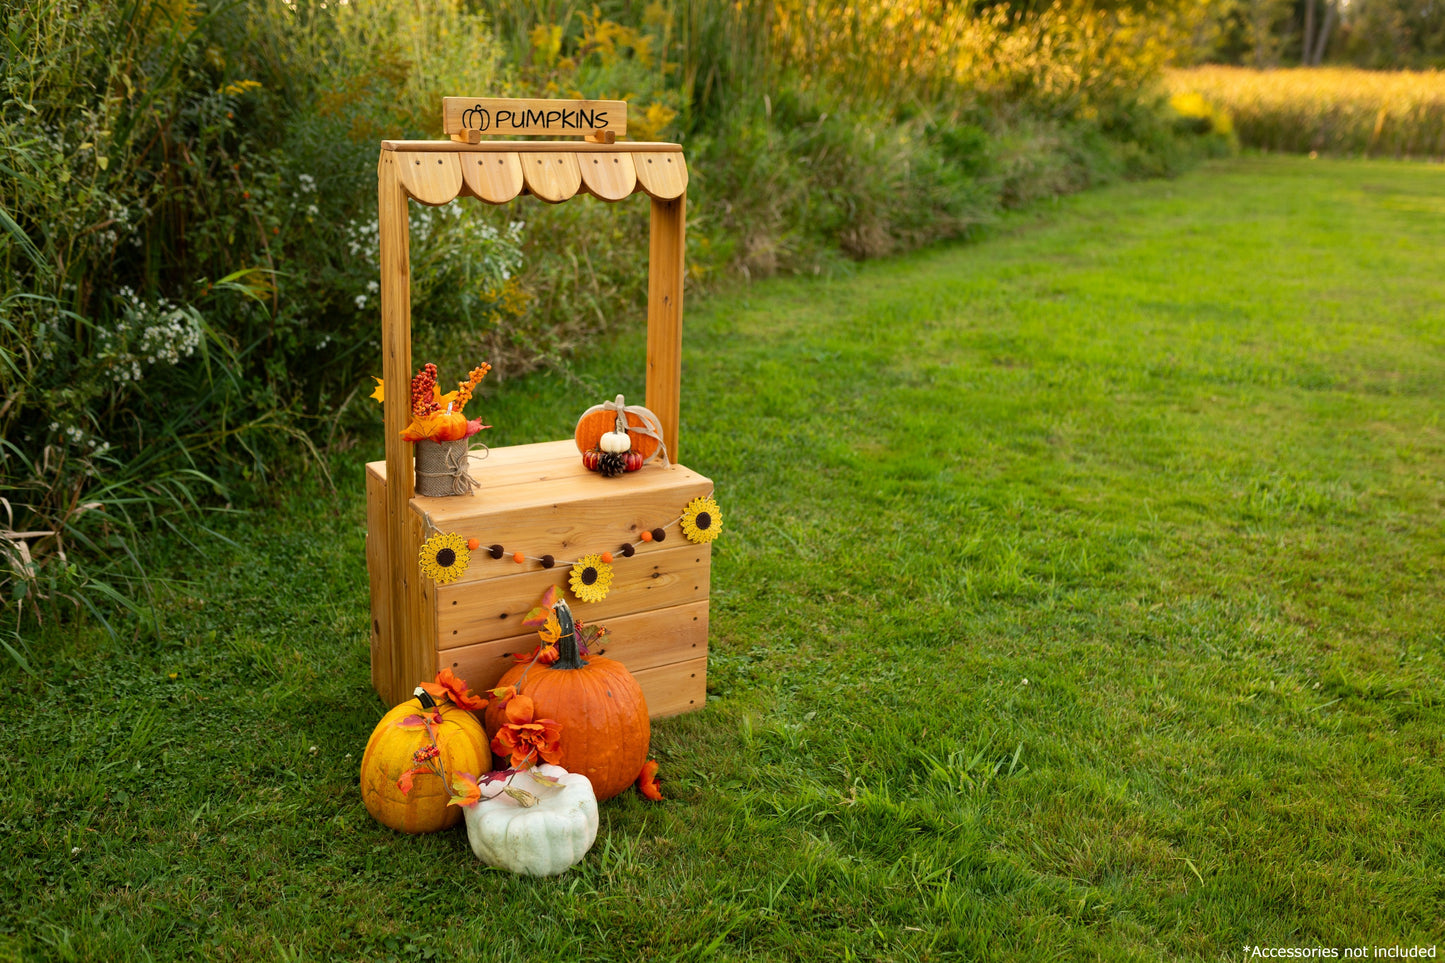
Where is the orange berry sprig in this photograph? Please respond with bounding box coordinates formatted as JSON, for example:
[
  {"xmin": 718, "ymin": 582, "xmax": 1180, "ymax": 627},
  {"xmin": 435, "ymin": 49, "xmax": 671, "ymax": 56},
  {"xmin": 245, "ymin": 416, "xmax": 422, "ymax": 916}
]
[
  {"xmin": 410, "ymin": 363, "xmax": 440, "ymax": 419},
  {"xmin": 454, "ymin": 363, "xmax": 492, "ymax": 411}
]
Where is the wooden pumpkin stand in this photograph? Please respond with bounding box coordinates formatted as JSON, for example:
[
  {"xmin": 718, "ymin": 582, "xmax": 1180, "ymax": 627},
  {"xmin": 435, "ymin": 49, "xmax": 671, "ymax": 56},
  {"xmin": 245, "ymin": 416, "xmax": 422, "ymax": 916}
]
[{"xmin": 366, "ymin": 99, "xmax": 711, "ymax": 718}]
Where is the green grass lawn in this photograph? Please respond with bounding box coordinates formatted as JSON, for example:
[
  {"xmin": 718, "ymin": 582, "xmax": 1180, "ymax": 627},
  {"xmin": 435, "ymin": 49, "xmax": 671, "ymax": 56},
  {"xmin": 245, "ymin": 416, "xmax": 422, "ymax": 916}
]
[{"xmin": 3, "ymin": 154, "xmax": 1442, "ymax": 962}]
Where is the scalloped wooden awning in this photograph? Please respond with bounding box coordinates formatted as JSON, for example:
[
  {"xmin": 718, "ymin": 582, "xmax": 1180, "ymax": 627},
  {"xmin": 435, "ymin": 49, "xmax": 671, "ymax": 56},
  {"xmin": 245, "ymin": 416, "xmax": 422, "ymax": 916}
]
[{"xmin": 379, "ymin": 140, "xmax": 688, "ymax": 205}]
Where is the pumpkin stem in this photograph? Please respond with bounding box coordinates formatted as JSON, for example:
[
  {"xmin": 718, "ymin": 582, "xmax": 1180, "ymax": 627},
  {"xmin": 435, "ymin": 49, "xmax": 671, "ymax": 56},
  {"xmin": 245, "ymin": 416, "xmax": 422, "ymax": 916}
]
[
  {"xmin": 553, "ymin": 599, "xmax": 588, "ymax": 670},
  {"xmin": 613, "ymin": 394, "xmax": 627, "ymax": 434},
  {"xmin": 414, "ymin": 687, "xmax": 438, "ymax": 710}
]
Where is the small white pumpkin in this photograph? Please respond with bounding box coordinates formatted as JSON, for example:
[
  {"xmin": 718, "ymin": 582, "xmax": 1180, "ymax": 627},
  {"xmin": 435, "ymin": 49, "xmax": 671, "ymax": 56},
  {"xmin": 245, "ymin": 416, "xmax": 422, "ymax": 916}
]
[
  {"xmin": 598, "ymin": 429, "xmax": 631, "ymax": 453},
  {"xmin": 463, "ymin": 765, "xmax": 599, "ymax": 876}
]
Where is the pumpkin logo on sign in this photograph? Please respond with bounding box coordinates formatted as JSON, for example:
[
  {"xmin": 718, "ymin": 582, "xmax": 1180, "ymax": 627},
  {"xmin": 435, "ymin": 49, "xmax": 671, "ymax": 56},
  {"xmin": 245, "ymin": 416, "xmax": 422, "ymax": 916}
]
[{"xmin": 461, "ymin": 105, "xmax": 492, "ymax": 132}]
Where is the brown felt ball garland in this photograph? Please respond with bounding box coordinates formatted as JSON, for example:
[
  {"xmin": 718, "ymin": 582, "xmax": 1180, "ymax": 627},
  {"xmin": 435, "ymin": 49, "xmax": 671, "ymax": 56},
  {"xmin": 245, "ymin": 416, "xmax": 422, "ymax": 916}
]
[
  {"xmin": 484, "ymin": 520, "xmax": 672, "ymax": 570},
  {"xmin": 415, "ymin": 493, "xmax": 722, "ymax": 601}
]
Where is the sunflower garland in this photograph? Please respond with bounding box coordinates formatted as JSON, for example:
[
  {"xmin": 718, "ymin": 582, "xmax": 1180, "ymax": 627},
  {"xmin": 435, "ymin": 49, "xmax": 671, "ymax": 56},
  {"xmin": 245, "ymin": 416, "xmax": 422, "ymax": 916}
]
[
  {"xmin": 680, "ymin": 495, "xmax": 722, "ymax": 544},
  {"xmin": 418, "ymin": 531, "xmax": 470, "ymax": 584},
  {"xmin": 568, "ymin": 553, "xmax": 615, "ymax": 603},
  {"xmin": 414, "ymin": 493, "xmax": 722, "ymax": 602}
]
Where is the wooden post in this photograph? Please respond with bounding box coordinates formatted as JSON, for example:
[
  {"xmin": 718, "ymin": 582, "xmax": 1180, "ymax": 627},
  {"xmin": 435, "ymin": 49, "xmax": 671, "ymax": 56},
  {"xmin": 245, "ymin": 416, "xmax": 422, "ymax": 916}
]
[
  {"xmin": 646, "ymin": 194, "xmax": 686, "ymax": 465},
  {"xmin": 377, "ymin": 153, "xmax": 420, "ymax": 706}
]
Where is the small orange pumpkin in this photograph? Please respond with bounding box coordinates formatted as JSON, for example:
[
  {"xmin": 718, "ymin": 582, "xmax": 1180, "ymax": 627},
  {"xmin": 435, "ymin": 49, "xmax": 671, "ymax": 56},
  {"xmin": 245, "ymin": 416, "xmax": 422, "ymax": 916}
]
[
  {"xmin": 359, "ymin": 691, "xmax": 490, "ymax": 833},
  {"xmin": 484, "ymin": 600, "xmax": 650, "ymax": 802},
  {"xmin": 401, "ymin": 408, "xmax": 470, "ymax": 442},
  {"xmin": 574, "ymin": 394, "xmax": 665, "ymax": 464}
]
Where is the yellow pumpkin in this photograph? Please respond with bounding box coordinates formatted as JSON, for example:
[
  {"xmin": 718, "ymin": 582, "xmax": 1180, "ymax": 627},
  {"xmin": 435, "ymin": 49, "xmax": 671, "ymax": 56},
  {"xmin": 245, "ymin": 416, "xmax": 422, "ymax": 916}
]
[{"xmin": 359, "ymin": 694, "xmax": 489, "ymax": 834}]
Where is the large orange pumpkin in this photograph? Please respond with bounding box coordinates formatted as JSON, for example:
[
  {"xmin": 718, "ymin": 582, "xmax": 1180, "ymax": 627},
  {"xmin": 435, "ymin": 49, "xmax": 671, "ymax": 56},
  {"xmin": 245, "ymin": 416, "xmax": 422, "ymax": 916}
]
[
  {"xmin": 360, "ymin": 692, "xmax": 490, "ymax": 834},
  {"xmin": 484, "ymin": 600, "xmax": 650, "ymax": 801},
  {"xmin": 573, "ymin": 394, "xmax": 665, "ymax": 464}
]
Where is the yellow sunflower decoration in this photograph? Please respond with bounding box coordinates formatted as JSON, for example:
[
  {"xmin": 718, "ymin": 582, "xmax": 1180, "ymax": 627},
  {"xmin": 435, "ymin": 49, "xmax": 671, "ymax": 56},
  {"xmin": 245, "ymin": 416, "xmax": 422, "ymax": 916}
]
[
  {"xmin": 681, "ymin": 495, "xmax": 722, "ymax": 544},
  {"xmin": 419, "ymin": 531, "xmax": 470, "ymax": 584},
  {"xmin": 568, "ymin": 553, "xmax": 614, "ymax": 603}
]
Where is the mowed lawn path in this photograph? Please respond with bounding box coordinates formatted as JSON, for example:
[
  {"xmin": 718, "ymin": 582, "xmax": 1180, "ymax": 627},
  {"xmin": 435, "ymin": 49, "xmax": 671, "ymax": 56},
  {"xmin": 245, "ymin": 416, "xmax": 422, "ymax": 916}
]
[{"xmin": 3, "ymin": 155, "xmax": 1441, "ymax": 961}]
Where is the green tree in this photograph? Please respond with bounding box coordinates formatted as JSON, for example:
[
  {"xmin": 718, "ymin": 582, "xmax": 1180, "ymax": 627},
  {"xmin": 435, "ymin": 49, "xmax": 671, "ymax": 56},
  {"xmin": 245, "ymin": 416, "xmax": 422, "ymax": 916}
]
[{"xmin": 1337, "ymin": 0, "xmax": 1445, "ymax": 67}]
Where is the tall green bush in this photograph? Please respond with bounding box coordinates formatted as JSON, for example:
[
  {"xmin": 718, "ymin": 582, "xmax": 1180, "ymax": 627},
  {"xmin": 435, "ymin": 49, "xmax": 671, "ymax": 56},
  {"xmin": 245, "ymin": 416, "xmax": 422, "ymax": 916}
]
[{"xmin": 0, "ymin": 0, "xmax": 519, "ymax": 632}]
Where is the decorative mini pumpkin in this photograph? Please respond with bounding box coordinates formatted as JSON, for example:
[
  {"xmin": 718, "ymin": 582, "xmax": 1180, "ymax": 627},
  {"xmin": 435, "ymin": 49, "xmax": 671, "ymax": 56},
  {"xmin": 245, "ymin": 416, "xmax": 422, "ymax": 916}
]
[
  {"xmin": 484, "ymin": 600, "xmax": 650, "ymax": 801},
  {"xmin": 574, "ymin": 394, "xmax": 666, "ymax": 467},
  {"xmin": 403, "ymin": 405, "xmax": 469, "ymax": 443},
  {"xmin": 360, "ymin": 690, "xmax": 490, "ymax": 834},
  {"xmin": 463, "ymin": 764, "xmax": 599, "ymax": 876}
]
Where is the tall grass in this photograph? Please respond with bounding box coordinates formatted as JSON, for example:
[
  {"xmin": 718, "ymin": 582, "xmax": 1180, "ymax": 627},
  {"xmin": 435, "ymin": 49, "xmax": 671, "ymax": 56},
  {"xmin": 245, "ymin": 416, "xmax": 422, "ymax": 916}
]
[
  {"xmin": 1167, "ymin": 65, "xmax": 1445, "ymax": 157},
  {"xmin": 768, "ymin": 0, "xmax": 1196, "ymax": 120}
]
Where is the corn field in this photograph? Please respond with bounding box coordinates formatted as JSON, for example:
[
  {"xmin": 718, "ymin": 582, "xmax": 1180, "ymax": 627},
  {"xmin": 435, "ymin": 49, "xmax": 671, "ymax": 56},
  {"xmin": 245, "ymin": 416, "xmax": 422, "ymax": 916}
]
[{"xmin": 1167, "ymin": 66, "xmax": 1445, "ymax": 158}]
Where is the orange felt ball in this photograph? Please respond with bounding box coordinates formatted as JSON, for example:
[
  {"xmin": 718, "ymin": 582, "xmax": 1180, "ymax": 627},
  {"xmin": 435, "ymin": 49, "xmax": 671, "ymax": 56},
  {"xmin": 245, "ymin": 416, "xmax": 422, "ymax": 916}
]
[
  {"xmin": 640, "ymin": 531, "xmax": 653, "ymax": 542},
  {"xmin": 513, "ymin": 552, "xmax": 526, "ymax": 564},
  {"xmin": 600, "ymin": 552, "xmax": 613, "ymax": 564},
  {"xmin": 467, "ymin": 538, "xmax": 480, "ymax": 551}
]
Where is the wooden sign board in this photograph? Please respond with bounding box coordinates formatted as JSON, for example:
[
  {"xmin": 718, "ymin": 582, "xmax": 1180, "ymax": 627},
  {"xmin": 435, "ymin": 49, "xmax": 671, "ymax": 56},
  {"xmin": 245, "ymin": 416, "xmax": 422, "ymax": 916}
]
[{"xmin": 443, "ymin": 97, "xmax": 627, "ymax": 139}]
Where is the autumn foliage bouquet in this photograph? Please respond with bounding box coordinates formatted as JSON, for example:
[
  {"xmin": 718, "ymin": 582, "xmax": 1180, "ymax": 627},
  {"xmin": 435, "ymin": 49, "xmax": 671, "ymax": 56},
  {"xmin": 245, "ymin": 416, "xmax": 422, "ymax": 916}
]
[{"xmin": 374, "ymin": 362, "xmax": 492, "ymax": 442}]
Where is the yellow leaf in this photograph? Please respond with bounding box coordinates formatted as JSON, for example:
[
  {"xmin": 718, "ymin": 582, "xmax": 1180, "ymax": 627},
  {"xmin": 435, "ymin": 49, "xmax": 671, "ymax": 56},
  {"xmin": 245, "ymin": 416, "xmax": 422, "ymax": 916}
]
[
  {"xmin": 530, "ymin": 23, "xmax": 562, "ymax": 66},
  {"xmin": 370, "ymin": 377, "xmax": 384, "ymax": 404},
  {"xmin": 503, "ymin": 786, "xmax": 539, "ymax": 808}
]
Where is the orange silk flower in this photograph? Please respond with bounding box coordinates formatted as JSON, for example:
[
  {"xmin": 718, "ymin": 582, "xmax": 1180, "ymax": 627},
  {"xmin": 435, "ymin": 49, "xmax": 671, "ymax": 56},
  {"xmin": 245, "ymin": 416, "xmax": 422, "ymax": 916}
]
[
  {"xmin": 489, "ymin": 694, "xmax": 563, "ymax": 768},
  {"xmin": 419, "ymin": 667, "xmax": 488, "ymax": 711}
]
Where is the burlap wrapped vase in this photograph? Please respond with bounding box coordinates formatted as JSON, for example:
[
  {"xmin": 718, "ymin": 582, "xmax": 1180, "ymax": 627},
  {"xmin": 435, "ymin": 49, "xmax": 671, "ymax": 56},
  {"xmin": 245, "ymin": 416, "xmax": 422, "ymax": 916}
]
[{"xmin": 414, "ymin": 438, "xmax": 476, "ymax": 497}]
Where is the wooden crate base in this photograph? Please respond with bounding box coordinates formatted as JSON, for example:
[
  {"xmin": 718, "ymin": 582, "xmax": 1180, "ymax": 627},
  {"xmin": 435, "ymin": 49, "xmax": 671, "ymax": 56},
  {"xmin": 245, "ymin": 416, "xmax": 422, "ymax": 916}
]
[{"xmin": 367, "ymin": 439, "xmax": 712, "ymax": 716}]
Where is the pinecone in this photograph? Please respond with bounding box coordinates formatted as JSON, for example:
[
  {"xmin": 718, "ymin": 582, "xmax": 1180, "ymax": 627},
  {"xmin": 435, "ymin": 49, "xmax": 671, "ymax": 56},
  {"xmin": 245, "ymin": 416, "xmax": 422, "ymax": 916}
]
[{"xmin": 598, "ymin": 451, "xmax": 627, "ymax": 477}]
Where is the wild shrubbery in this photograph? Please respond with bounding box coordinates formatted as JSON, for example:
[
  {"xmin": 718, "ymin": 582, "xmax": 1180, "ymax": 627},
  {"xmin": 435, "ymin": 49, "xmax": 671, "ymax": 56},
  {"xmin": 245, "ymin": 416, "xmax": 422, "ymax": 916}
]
[{"xmin": 0, "ymin": 0, "xmax": 1223, "ymax": 633}]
